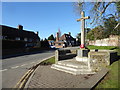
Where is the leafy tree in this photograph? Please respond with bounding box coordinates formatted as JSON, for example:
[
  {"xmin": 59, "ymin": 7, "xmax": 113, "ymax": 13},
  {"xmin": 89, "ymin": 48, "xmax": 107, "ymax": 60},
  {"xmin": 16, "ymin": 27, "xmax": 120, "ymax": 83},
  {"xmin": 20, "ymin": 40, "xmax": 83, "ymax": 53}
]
[
  {"xmin": 87, "ymin": 29, "xmax": 95, "ymax": 41},
  {"xmin": 93, "ymin": 25, "xmax": 104, "ymax": 40},
  {"xmin": 87, "ymin": 25, "xmax": 104, "ymax": 40},
  {"xmin": 48, "ymin": 34, "xmax": 55, "ymax": 40},
  {"xmin": 104, "ymin": 17, "xmax": 120, "ymax": 37}
]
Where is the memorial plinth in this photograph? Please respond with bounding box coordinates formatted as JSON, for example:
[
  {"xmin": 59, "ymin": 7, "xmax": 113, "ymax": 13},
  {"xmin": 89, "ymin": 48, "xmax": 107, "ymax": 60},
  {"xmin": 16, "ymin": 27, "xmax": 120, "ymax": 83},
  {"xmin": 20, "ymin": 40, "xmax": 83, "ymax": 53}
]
[
  {"xmin": 75, "ymin": 49, "xmax": 90, "ymax": 62},
  {"xmin": 51, "ymin": 48, "xmax": 96, "ymax": 75},
  {"xmin": 51, "ymin": 49, "xmax": 117, "ymax": 75}
]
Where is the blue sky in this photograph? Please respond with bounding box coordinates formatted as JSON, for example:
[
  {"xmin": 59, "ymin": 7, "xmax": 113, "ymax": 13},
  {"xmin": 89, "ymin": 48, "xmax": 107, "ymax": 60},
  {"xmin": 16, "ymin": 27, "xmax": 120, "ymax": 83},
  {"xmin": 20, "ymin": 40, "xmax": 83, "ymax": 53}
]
[
  {"xmin": 2, "ymin": 2, "xmax": 89, "ymax": 39},
  {"xmin": 2, "ymin": 2, "xmax": 116, "ymax": 39}
]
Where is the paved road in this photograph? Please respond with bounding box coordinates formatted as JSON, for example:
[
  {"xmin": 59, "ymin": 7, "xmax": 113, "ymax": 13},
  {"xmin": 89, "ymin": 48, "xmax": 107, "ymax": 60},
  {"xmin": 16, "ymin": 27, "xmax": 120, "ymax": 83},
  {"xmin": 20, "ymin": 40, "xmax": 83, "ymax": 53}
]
[
  {"xmin": 1, "ymin": 50, "xmax": 55, "ymax": 88},
  {"xmin": 63, "ymin": 46, "xmax": 79, "ymax": 50}
]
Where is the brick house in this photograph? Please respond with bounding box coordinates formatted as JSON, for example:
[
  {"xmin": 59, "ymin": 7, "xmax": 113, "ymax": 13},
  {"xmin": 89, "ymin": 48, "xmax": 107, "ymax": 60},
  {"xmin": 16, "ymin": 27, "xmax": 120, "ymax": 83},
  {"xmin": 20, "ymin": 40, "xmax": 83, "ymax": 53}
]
[
  {"xmin": 1, "ymin": 25, "xmax": 40, "ymax": 48},
  {"xmin": 54, "ymin": 32, "xmax": 76, "ymax": 48}
]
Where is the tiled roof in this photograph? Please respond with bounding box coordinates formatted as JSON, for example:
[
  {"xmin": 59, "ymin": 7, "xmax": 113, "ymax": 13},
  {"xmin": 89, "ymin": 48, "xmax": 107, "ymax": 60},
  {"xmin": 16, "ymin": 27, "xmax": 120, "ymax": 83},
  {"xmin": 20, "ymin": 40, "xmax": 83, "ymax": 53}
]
[
  {"xmin": 1, "ymin": 25, "xmax": 40, "ymax": 40},
  {"xmin": 59, "ymin": 34, "xmax": 75, "ymax": 41}
]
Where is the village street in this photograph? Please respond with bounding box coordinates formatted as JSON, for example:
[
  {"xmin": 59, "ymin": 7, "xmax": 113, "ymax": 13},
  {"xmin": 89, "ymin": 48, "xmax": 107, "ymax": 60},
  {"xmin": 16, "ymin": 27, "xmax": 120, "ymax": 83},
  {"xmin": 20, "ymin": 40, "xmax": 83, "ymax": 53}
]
[{"xmin": 1, "ymin": 50, "xmax": 55, "ymax": 88}]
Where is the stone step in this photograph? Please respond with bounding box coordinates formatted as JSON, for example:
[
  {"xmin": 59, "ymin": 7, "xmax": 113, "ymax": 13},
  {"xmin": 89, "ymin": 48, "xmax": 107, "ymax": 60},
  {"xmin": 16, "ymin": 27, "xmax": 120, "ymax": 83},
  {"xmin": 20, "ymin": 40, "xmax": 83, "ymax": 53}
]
[
  {"xmin": 75, "ymin": 56, "xmax": 89, "ymax": 62},
  {"xmin": 57, "ymin": 60, "xmax": 89, "ymax": 69},
  {"xmin": 51, "ymin": 64, "xmax": 95, "ymax": 75}
]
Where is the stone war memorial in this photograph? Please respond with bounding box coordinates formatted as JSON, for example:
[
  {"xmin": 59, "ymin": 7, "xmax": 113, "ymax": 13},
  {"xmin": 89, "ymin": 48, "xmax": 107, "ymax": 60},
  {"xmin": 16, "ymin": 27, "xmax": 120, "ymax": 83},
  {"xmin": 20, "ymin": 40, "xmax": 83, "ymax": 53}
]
[{"xmin": 51, "ymin": 11, "xmax": 118, "ymax": 75}]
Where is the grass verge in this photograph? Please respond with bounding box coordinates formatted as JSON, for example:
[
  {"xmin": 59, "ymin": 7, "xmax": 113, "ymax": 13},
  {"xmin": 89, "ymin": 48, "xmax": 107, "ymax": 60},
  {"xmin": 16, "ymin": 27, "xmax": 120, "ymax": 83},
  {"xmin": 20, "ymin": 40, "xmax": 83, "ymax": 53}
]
[
  {"xmin": 95, "ymin": 60, "xmax": 119, "ymax": 88},
  {"xmin": 87, "ymin": 45, "xmax": 120, "ymax": 55},
  {"xmin": 87, "ymin": 45, "xmax": 119, "ymax": 50},
  {"xmin": 40, "ymin": 57, "xmax": 55, "ymax": 65}
]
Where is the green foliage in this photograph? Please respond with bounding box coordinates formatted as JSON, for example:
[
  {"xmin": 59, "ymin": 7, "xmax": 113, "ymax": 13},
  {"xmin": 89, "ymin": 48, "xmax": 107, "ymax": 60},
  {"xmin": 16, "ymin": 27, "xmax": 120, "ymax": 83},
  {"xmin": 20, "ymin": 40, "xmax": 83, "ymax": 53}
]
[
  {"xmin": 87, "ymin": 26, "xmax": 104, "ymax": 40},
  {"xmin": 94, "ymin": 25, "xmax": 105, "ymax": 39},
  {"xmin": 87, "ymin": 29, "xmax": 95, "ymax": 40},
  {"xmin": 48, "ymin": 34, "xmax": 55, "ymax": 40},
  {"xmin": 104, "ymin": 17, "xmax": 120, "ymax": 37},
  {"xmin": 87, "ymin": 45, "xmax": 119, "ymax": 50},
  {"xmin": 87, "ymin": 45, "xmax": 120, "ymax": 56},
  {"xmin": 114, "ymin": 47, "xmax": 120, "ymax": 55},
  {"xmin": 96, "ymin": 60, "xmax": 119, "ymax": 88},
  {"xmin": 86, "ymin": 17, "xmax": 120, "ymax": 41},
  {"xmin": 40, "ymin": 57, "xmax": 55, "ymax": 65}
]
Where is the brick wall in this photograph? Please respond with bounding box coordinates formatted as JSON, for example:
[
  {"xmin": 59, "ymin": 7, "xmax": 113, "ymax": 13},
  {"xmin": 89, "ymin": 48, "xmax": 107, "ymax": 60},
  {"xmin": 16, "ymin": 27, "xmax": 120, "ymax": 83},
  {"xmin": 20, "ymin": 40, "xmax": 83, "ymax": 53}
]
[{"xmin": 89, "ymin": 35, "xmax": 120, "ymax": 46}]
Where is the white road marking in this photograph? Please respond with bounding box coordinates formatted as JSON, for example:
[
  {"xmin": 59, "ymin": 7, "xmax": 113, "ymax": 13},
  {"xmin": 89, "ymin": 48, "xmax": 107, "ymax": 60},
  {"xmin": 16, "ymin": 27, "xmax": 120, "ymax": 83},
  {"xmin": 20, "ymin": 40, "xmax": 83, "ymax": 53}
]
[
  {"xmin": 11, "ymin": 66, "xmax": 19, "ymax": 69},
  {"xmin": 0, "ymin": 69, "xmax": 8, "ymax": 72}
]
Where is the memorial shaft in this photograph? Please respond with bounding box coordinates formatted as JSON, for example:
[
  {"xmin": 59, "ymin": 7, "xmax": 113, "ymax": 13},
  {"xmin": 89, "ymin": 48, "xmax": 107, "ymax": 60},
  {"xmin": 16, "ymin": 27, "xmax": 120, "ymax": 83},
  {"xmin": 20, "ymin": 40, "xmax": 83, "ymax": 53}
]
[{"xmin": 81, "ymin": 11, "xmax": 85, "ymax": 48}]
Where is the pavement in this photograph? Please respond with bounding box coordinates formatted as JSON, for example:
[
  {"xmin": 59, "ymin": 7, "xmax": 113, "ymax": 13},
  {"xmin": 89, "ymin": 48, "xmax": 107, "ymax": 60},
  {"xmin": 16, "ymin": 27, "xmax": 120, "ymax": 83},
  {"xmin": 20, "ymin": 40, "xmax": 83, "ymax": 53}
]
[{"xmin": 26, "ymin": 64, "xmax": 108, "ymax": 89}]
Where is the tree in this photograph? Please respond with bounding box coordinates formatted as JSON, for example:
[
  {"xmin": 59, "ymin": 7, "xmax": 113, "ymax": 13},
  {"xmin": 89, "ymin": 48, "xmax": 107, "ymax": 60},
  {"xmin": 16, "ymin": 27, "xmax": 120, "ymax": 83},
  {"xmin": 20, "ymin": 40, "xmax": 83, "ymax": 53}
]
[
  {"xmin": 48, "ymin": 34, "xmax": 55, "ymax": 40},
  {"xmin": 93, "ymin": 25, "xmax": 104, "ymax": 40},
  {"xmin": 74, "ymin": 2, "xmax": 120, "ymax": 26},
  {"xmin": 115, "ymin": 1, "xmax": 120, "ymax": 21},
  {"xmin": 87, "ymin": 29, "xmax": 95, "ymax": 41},
  {"xmin": 104, "ymin": 17, "xmax": 120, "ymax": 37},
  {"xmin": 87, "ymin": 25, "xmax": 104, "ymax": 40}
]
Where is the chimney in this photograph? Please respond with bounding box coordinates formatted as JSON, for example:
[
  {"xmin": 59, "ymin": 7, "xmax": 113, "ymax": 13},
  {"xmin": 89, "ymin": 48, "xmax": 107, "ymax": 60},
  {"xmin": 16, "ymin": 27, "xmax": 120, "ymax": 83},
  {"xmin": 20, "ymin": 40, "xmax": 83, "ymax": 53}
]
[
  {"xmin": 36, "ymin": 31, "xmax": 39, "ymax": 35},
  {"xmin": 56, "ymin": 32, "xmax": 59, "ymax": 42},
  {"xmin": 18, "ymin": 25, "xmax": 23, "ymax": 30},
  {"xmin": 68, "ymin": 32, "xmax": 71, "ymax": 35}
]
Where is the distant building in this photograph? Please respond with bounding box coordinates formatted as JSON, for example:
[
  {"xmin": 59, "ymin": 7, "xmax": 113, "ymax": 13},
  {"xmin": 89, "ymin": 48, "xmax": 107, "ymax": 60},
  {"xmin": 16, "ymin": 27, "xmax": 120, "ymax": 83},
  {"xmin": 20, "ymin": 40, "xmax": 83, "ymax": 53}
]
[
  {"xmin": 1, "ymin": 25, "xmax": 40, "ymax": 48},
  {"xmin": 54, "ymin": 32, "xmax": 76, "ymax": 48}
]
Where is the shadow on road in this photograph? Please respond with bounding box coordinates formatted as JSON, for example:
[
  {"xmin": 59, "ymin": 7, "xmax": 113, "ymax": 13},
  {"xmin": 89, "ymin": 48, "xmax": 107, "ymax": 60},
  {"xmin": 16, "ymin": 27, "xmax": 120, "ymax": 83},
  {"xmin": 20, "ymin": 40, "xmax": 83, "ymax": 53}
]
[{"xmin": 2, "ymin": 48, "xmax": 57, "ymax": 59}]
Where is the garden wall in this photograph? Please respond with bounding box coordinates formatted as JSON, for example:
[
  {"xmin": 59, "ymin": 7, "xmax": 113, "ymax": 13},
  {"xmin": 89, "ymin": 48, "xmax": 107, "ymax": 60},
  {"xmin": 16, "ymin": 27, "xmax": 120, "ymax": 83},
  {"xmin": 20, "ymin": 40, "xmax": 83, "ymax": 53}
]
[{"xmin": 89, "ymin": 35, "xmax": 120, "ymax": 47}]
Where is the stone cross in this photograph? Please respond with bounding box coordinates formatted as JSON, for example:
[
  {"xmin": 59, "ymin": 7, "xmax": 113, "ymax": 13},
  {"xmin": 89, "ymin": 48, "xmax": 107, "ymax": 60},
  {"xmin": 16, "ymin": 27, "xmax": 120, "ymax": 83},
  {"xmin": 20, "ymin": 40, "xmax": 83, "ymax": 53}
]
[{"xmin": 77, "ymin": 11, "xmax": 90, "ymax": 48}]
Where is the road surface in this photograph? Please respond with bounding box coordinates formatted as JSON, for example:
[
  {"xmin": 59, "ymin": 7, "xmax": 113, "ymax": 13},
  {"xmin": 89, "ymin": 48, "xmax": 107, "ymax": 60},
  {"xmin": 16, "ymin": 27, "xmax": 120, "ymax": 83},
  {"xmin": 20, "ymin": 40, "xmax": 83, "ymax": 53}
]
[{"xmin": 1, "ymin": 50, "xmax": 55, "ymax": 88}]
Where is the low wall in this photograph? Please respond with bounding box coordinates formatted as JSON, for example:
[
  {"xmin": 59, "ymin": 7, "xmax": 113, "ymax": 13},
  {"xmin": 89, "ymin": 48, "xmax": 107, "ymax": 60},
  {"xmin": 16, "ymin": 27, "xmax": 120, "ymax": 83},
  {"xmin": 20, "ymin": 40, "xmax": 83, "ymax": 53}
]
[
  {"xmin": 55, "ymin": 49, "xmax": 77, "ymax": 62},
  {"xmin": 89, "ymin": 35, "xmax": 120, "ymax": 46},
  {"xmin": 88, "ymin": 50, "xmax": 118, "ymax": 72}
]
